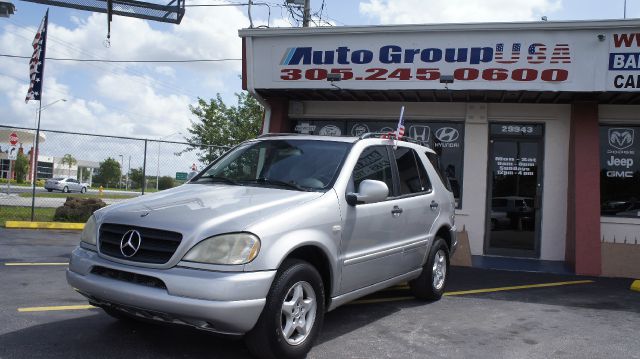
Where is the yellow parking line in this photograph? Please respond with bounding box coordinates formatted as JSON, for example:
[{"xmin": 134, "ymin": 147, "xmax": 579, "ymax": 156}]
[
  {"xmin": 349, "ymin": 280, "xmax": 594, "ymax": 305},
  {"xmin": 18, "ymin": 305, "xmax": 95, "ymax": 312},
  {"xmin": 444, "ymin": 280, "xmax": 594, "ymax": 296},
  {"xmin": 4, "ymin": 262, "xmax": 68, "ymax": 266}
]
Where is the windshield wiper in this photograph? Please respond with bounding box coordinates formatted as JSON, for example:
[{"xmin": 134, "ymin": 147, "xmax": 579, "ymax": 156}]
[
  {"xmin": 195, "ymin": 175, "xmax": 239, "ymax": 185},
  {"xmin": 249, "ymin": 177, "xmax": 310, "ymax": 191}
]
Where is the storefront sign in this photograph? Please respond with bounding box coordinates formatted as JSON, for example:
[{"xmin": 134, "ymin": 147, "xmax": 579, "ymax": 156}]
[{"xmin": 247, "ymin": 26, "xmax": 640, "ymax": 92}]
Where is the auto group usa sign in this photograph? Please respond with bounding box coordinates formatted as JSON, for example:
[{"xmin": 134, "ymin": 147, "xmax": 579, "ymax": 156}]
[{"xmin": 250, "ymin": 28, "xmax": 640, "ymax": 92}]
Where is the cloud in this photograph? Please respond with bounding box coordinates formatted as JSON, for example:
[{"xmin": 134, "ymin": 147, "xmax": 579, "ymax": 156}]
[
  {"xmin": 359, "ymin": 0, "xmax": 562, "ymax": 24},
  {"xmin": 0, "ymin": 2, "xmax": 256, "ymax": 140}
]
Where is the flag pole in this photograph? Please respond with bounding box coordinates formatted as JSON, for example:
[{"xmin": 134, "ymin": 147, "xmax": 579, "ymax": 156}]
[{"xmin": 30, "ymin": 100, "xmax": 43, "ymax": 221}]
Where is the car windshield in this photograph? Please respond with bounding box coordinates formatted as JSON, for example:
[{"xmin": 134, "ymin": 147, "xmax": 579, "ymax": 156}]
[{"xmin": 192, "ymin": 139, "xmax": 352, "ymax": 191}]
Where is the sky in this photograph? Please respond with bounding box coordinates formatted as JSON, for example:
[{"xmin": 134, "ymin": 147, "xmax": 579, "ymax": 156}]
[{"xmin": 1, "ymin": 0, "xmax": 639, "ymax": 142}]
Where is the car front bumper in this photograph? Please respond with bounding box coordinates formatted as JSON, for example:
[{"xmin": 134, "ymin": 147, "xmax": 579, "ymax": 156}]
[{"xmin": 66, "ymin": 247, "xmax": 276, "ymax": 335}]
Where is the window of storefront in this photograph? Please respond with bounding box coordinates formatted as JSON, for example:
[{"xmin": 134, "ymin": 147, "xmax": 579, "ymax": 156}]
[
  {"xmin": 0, "ymin": 159, "xmax": 9, "ymax": 179},
  {"xmin": 293, "ymin": 119, "xmax": 464, "ymax": 207},
  {"xmin": 599, "ymin": 125, "xmax": 640, "ymax": 217},
  {"xmin": 37, "ymin": 161, "xmax": 53, "ymax": 180}
]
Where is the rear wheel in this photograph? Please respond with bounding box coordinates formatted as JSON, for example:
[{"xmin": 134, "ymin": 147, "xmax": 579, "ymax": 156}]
[
  {"xmin": 409, "ymin": 237, "xmax": 449, "ymax": 301},
  {"xmin": 245, "ymin": 259, "xmax": 325, "ymax": 359},
  {"xmin": 46, "ymin": 189, "xmax": 53, "ymax": 192}
]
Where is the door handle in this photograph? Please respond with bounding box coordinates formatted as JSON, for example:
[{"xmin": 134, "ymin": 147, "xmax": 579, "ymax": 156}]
[
  {"xmin": 391, "ymin": 206, "xmax": 403, "ymax": 215},
  {"xmin": 430, "ymin": 201, "xmax": 439, "ymax": 210}
]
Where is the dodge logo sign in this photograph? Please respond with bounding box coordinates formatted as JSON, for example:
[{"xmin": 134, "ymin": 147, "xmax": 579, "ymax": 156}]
[
  {"xmin": 120, "ymin": 230, "xmax": 142, "ymax": 257},
  {"xmin": 435, "ymin": 127, "xmax": 460, "ymax": 143},
  {"xmin": 608, "ymin": 128, "xmax": 634, "ymax": 150}
]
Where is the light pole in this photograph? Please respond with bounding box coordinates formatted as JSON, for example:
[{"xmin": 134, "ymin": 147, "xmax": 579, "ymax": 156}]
[
  {"xmin": 127, "ymin": 155, "xmax": 131, "ymax": 191},
  {"xmin": 118, "ymin": 154, "xmax": 124, "ymax": 190},
  {"xmin": 156, "ymin": 132, "xmax": 182, "ymax": 191}
]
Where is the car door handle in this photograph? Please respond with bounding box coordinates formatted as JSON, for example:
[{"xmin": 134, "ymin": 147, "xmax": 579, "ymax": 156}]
[
  {"xmin": 430, "ymin": 201, "xmax": 439, "ymax": 210},
  {"xmin": 391, "ymin": 206, "xmax": 403, "ymax": 215}
]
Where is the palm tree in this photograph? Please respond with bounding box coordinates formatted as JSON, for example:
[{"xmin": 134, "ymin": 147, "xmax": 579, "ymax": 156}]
[{"xmin": 61, "ymin": 154, "xmax": 77, "ymax": 177}]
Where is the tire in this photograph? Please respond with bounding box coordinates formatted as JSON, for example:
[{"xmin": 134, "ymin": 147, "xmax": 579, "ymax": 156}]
[
  {"xmin": 81, "ymin": 187, "xmax": 87, "ymax": 193},
  {"xmin": 245, "ymin": 259, "xmax": 325, "ymax": 359},
  {"xmin": 62, "ymin": 186, "xmax": 69, "ymax": 193},
  {"xmin": 409, "ymin": 237, "xmax": 450, "ymax": 301},
  {"xmin": 46, "ymin": 189, "xmax": 53, "ymax": 192}
]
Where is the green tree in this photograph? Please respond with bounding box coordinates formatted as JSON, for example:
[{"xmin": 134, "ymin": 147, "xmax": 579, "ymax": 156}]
[
  {"xmin": 94, "ymin": 157, "xmax": 121, "ymax": 188},
  {"xmin": 129, "ymin": 167, "xmax": 144, "ymax": 189},
  {"xmin": 14, "ymin": 152, "xmax": 29, "ymax": 184},
  {"xmin": 185, "ymin": 91, "xmax": 263, "ymax": 164},
  {"xmin": 61, "ymin": 154, "xmax": 77, "ymax": 177}
]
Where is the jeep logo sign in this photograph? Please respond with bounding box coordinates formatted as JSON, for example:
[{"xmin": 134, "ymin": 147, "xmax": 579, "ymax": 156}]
[
  {"xmin": 608, "ymin": 128, "xmax": 634, "ymax": 150},
  {"xmin": 435, "ymin": 127, "xmax": 460, "ymax": 143}
]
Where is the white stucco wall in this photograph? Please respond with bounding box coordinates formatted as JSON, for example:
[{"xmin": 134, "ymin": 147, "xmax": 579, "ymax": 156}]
[{"xmin": 293, "ymin": 101, "xmax": 571, "ymax": 261}]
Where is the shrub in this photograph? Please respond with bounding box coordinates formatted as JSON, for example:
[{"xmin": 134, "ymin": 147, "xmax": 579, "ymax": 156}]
[
  {"xmin": 158, "ymin": 176, "xmax": 176, "ymax": 190},
  {"xmin": 53, "ymin": 197, "xmax": 107, "ymax": 223}
]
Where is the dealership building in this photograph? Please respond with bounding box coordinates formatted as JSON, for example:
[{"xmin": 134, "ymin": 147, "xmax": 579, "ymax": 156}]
[{"xmin": 239, "ymin": 19, "xmax": 640, "ymax": 277}]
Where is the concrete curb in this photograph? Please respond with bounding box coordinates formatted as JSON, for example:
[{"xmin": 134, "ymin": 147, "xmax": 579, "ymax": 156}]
[
  {"xmin": 5, "ymin": 221, "xmax": 84, "ymax": 230},
  {"xmin": 632, "ymin": 280, "xmax": 640, "ymax": 292}
]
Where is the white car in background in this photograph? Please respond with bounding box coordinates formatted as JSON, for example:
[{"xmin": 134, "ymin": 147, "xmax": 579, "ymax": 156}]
[{"xmin": 44, "ymin": 177, "xmax": 89, "ymax": 193}]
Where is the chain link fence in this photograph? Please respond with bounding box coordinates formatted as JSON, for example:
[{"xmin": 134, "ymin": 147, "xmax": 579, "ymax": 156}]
[{"xmin": 0, "ymin": 124, "xmax": 226, "ymax": 222}]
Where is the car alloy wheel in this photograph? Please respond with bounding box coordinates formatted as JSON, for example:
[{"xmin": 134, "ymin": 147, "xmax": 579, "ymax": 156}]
[
  {"xmin": 432, "ymin": 249, "xmax": 447, "ymax": 291},
  {"xmin": 280, "ymin": 281, "xmax": 317, "ymax": 346}
]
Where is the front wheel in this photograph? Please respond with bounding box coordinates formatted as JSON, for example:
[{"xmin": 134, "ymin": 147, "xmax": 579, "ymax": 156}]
[
  {"xmin": 46, "ymin": 189, "xmax": 53, "ymax": 192},
  {"xmin": 409, "ymin": 237, "xmax": 450, "ymax": 301},
  {"xmin": 80, "ymin": 187, "xmax": 87, "ymax": 193},
  {"xmin": 62, "ymin": 186, "xmax": 69, "ymax": 193},
  {"xmin": 245, "ymin": 259, "xmax": 325, "ymax": 359}
]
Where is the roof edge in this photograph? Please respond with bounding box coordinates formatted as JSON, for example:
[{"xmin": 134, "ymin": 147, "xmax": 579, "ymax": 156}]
[{"xmin": 239, "ymin": 18, "xmax": 640, "ymax": 37}]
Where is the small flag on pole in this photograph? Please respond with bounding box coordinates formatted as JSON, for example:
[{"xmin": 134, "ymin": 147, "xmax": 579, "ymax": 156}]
[
  {"xmin": 25, "ymin": 9, "xmax": 49, "ymax": 103},
  {"xmin": 396, "ymin": 106, "xmax": 405, "ymax": 139}
]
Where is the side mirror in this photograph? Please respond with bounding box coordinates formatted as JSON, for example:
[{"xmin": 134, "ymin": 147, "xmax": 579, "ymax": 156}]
[{"xmin": 346, "ymin": 179, "xmax": 389, "ymax": 206}]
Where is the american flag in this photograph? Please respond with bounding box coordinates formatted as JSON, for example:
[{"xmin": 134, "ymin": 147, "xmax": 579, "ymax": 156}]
[
  {"xmin": 25, "ymin": 10, "xmax": 49, "ymax": 103},
  {"xmin": 550, "ymin": 43, "xmax": 571, "ymax": 64},
  {"xmin": 527, "ymin": 43, "xmax": 547, "ymax": 64},
  {"xmin": 396, "ymin": 106, "xmax": 405, "ymax": 138},
  {"xmin": 495, "ymin": 43, "xmax": 521, "ymax": 64}
]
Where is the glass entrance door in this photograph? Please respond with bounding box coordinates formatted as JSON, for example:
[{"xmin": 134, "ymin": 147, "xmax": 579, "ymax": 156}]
[{"xmin": 486, "ymin": 124, "xmax": 544, "ymax": 258}]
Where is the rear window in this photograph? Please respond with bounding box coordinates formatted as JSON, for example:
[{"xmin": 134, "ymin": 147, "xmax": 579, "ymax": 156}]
[{"xmin": 426, "ymin": 152, "xmax": 452, "ymax": 192}]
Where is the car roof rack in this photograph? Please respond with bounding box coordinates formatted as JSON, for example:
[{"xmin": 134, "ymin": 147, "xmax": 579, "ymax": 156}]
[
  {"xmin": 359, "ymin": 132, "xmax": 430, "ymax": 147},
  {"xmin": 257, "ymin": 133, "xmax": 308, "ymax": 138}
]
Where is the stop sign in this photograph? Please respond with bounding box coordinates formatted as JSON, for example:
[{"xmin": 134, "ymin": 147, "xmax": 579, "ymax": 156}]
[{"xmin": 9, "ymin": 132, "xmax": 18, "ymax": 146}]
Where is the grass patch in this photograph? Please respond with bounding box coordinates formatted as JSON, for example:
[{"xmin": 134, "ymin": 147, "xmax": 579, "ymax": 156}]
[
  {"xmin": 0, "ymin": 206, "xmax": 56, "ymax": 225},
  {"xmin": 19, "ymin": 192, "xmax": 137, "ymax": 200}
]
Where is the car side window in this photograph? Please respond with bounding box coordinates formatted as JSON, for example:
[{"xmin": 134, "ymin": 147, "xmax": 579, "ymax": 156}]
[
  {"xmin": 394, "ymin": 147, "xmax": 431, "ymax": 195},
  {"xmin": 352, "ymin": 146, "xmax": 393, "ymax": 195}
]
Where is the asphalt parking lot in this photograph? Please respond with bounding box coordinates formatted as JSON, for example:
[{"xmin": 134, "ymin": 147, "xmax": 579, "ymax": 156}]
[{"xmin": 0, "ymin": 228, "xmax": 638, "ymax": 359}]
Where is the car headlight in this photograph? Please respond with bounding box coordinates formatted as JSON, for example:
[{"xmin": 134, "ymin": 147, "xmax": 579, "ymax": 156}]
[
  {"xmin": 80, "ymin": 215, "xmax": 97, "ymax": 246},
  {"xmin": 183, "ymin": 233, "xmax": 260, "ymax": 265}
]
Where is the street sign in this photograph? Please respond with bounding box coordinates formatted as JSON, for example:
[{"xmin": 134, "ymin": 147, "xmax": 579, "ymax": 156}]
[
  {"xmin": 175, "ymin": 172, "xmax": 188, "ymax": 181},
  {"xmin": 9, "ymin": 132, "xmax": 18, "ymax": 146},
  {"xmin": 8, "ymin": 145, "xmax": 17, "ymax": 160}
]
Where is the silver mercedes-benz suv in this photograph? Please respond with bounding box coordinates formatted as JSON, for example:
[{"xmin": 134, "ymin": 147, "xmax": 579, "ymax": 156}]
[{"xmin": 66, "ymin": 133, "xmax": 457, "ymax": 359}]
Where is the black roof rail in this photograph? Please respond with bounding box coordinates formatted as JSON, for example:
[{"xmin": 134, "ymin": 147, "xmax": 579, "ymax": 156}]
[
  {"xmin": 358, "ymin": 132, "xmax": 430, "ymax": 147},
  {"xmin": 257, "ymin": 133, "xmax": 308, "ymax": 138}
]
